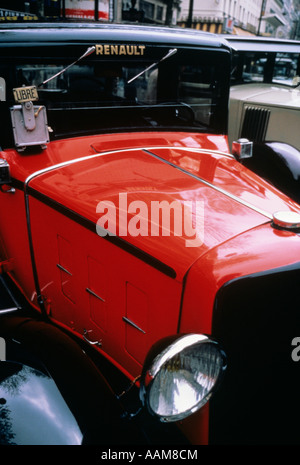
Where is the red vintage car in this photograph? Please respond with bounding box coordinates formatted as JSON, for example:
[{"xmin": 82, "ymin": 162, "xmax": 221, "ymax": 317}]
[{"xmin": 0, "ymin": 22, "xmax": 300, "ymax": 445}]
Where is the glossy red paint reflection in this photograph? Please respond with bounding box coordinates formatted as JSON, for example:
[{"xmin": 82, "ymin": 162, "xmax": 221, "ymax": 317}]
[{"xmin": 1, "ymin": 131, "xmax": 300, "ymax": 445}]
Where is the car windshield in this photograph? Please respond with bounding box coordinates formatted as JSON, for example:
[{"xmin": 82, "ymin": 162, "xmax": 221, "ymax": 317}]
[
  {"xmin": 0, "ymin": 44, "xmax": 229, "ymax": 148},
  {"xmin": 230, "ymin": 50, "xmax": 300, "ymax": 87}
]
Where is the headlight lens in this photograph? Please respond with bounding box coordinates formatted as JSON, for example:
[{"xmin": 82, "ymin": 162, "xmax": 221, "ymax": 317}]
[{"xmin": 140, "ymin": 334, "xmax": 226, "ymax": 422}]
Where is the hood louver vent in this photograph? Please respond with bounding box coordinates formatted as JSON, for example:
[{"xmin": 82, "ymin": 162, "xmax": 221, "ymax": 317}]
[{"xmin": 241, "ymin": 106, "xmax": 270, "ymax": 142}]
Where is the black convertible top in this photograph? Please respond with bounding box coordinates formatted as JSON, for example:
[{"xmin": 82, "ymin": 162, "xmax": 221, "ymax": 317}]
[
  {"xmin": 223, "ymin": 35, "xmax": 300, "ymax": 53},
  {"xmin": 0, "ymin": 22, "xmax": 230, "ymax": 50}
]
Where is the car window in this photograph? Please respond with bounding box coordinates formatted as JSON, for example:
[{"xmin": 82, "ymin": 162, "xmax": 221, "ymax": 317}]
[
  {"xmin": 0, "ymin": 45, "xmax": 230, "ymax": 148},
  {"xmin": 273, "ymin": 53, "xmax": 298, "ymax": 85},
  {"xmin": 231, "ymin": 50, "xmax": 300, "ymax": 87}
]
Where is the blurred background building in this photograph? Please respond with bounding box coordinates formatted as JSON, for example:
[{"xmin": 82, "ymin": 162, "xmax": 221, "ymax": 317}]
[
  {"xmin": 0, "ymin": 0, "xmax": 299, "ymax": 39},
  {"xmin": 178, "ymin": 0, "xmax": 300, "ymax": 38}
]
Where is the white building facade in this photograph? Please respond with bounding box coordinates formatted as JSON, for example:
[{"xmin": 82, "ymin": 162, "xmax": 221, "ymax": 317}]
[
  {"xmin": 258, "ymin": 0, "xmax": 298, "ymax": 38},
  {"xmin": 121, "ymin": 0, "xmax": 180, "ymax": 24},
  {"xmin": 178, "ymin": 0, "xmax": 262, "ymax": 34},
  {"xmin": 177, "ymin": 0, "xmax": 295, "ymax": 37}
]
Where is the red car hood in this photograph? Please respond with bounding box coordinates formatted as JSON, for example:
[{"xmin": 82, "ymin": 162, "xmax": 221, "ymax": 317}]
[{"xmin": 28, "ymin": 145, "xmax": 300, "ymax": 282}]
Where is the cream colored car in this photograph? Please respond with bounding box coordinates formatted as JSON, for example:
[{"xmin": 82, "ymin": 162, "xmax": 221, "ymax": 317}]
[{"xmin": 225, "ymin": 37, "xmax": 300, "ymax": 150}]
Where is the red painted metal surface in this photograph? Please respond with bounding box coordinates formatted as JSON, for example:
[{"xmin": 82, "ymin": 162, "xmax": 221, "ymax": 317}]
[
  {"xmin": 27, "ymin": 147, "xmax": 273, "ymax": 280},
  {"xmin": 1, "ymin": 131, "xmax": 300, "ymax": 444},
  {"xmin": 0, "ymin": 132, "xmax": 229, "ymax": 182}
]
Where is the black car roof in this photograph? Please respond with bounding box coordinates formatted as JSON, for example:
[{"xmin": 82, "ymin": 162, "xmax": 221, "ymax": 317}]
[
  {"xmin": 223, "ymin": 35, "xmax": 300, "ymax": 53},
  {"xmin": 0, "ymin": 22, "xmax": 230, "ymax": 50}
]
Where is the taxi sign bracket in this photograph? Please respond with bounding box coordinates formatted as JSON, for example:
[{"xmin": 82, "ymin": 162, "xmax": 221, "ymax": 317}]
[
  {"xmin": 10, "ymin": 103, "xmax": 49, "ymax": 151},
  {"xmin": 22, "ymin": 101, "xmax": 36, "ymax": 131}
]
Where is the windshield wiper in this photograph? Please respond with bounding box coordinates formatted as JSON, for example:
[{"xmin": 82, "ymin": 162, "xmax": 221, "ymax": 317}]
[
  {"xmin": 37, "ymin": 46, "xmax": 96, "ymax": 87},
  {"xmin": 127, "ymin": 48, "xmax": 177, "ymax": 84}
]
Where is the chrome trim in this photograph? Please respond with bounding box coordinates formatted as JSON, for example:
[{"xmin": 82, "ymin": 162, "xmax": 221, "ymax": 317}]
[
  {"xmin": 272, "ymin": 211, "xmax": 300, "ymax": 230},
  {"xmin": 56, "ymin": 263, "xmax": 72, "ymax": 276},
  {"xmin": 91, "ymin": 145, "xmax": 235, "ymax": 159},
  {"xmin": 139, "ymin": 333, "xmax": 226, "ymax": 422},
  {"xmin": 24, "ymin": 183, "xmax": 45, "ymax": 313},
  {"xmin": 232, "ymin": 138, "xmax": 253, "ymax": 160},
  {"xmin": 0, "ymin": 276, "xmax": 22, "ymax": 313},
  {"xmin": 24, "ymin": 145, "xmax": 235, "ymax": 187},
  {"xmin": 122, "ymin": 316, "xmax": 146, "ymax": 334},
  {"xmin": 0, "ymin": 186, "xmax": 15, "ymax": 194},
  {"xmin": 83, "ymin": 329, "xmax": 102, "ymax": 347},
  {"xmin": 0, "ymin": 307, "xmax": 19, "ymax": 314},
  {"xmin": 144, "ymin": 146, "xmax": 235, "ymax": 159},
  {"xmin": 143, "ymin": 149, "xmax": 273, "ymax": 220},
  {"xmin": 86, "ymin": 287, "xmax": 105, "ymax": 302}
]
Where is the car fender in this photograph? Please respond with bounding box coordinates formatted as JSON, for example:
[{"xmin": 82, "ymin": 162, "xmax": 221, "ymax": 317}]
[
  {"xmin": 240, "ymin": 141, "xmax": 300, "ymax": 204},
  {"xmin": 0, "ymin": 315, "xmax": 138, "ymax": 444}
]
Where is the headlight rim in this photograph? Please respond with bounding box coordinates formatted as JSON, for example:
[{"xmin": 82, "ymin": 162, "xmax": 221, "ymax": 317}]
[{"xmin": 140, "ymin": 333, "xmax": 227, "ymax": 423}]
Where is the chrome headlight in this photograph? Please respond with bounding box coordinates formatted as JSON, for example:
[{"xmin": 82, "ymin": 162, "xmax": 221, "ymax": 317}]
[{"xmin": 140, "ymin": 334, "xmax": 226, "ymax": 422}]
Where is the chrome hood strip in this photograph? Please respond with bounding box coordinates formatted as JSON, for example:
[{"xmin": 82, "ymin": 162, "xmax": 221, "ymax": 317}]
[
  {"xmin": 143, "ymin": 149, "xmax": 273, "ymax": 221},
  {"xmin": 24, "ymin": 146, "xmax": 234, "ymax": 186}
]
